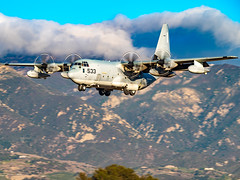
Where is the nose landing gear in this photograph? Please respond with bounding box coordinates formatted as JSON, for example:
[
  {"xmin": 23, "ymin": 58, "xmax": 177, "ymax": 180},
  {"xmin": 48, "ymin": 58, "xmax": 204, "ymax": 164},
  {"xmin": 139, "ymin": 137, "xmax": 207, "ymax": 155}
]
[{"xmin": 78, "ymin": 84, "xmax": 86, "ymax": 91}]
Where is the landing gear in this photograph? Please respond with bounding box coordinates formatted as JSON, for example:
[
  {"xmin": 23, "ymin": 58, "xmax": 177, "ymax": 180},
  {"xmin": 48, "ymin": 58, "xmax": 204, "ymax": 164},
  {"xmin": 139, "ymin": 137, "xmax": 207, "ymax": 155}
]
[
  {"xmin": 123, "ymin": 89, "xmax": 130, "ymax": 95},
  {"xmin": 105, "ymin": 91, "xmax": 111, "ymax": 96},
  {"xmin": 98, "ymin": 89, "xmax": 111, "ymax": 96},
  {"xmin": 123, "ymin": 89, "xmax": 136, "ymax": 96},
  {"xmin": 99, "ymin": 89, "xmax": 105, "ymax": 96},
  {"xmin": 78, "ymin": 84, "xmax": 86, "ymax": 91},
  {"xmin": 129, "ymin": 90, "xmax": 136, "ymax": 96}
]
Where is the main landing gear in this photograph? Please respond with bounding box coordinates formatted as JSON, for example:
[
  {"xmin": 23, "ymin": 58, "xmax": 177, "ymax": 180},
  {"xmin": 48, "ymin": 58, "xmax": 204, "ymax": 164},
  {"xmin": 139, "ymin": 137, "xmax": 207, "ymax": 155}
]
[
  {"xmin": 98, "ymin": 89, "xmax": 111, "ymax": 96},
  {"xmin": 123, "ymin": 89, "xmax": 136, "ymax": 96},
  {"xmin": 78, "ymin": 84, "xmax": 86, "ymax": 91}
]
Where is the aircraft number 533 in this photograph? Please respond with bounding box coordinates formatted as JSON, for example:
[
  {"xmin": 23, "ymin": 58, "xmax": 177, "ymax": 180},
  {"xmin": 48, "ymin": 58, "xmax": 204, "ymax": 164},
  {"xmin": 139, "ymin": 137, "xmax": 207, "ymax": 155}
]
[{"xmin": 86, "ymin": 68, "xmax": 96, "ymax": 74}]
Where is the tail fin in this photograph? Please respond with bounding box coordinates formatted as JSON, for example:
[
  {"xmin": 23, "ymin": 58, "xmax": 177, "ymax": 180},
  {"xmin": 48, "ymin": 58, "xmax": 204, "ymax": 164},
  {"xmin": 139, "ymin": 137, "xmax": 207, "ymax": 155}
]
[{"xmin": 154, "ymin": 24, "xmax": 171, "ymax": 60}]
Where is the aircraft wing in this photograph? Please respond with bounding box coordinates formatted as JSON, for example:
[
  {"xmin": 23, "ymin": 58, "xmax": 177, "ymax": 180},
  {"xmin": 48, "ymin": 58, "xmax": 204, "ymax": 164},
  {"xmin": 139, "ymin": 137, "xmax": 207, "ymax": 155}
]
[
  {"xmin": 1, "ymin": 62, "xmax": 36, "ymax": 66},
  {"xmin": 173, "ymin": 56, "xmax": 238, "ymax": 64},
  {"xmin": 122, "ymin": 56, "xmax": 238, "ymax": 67},
  {"xmin": 0, "ymin": 62, "xmax": 70, "ymax": 71}
]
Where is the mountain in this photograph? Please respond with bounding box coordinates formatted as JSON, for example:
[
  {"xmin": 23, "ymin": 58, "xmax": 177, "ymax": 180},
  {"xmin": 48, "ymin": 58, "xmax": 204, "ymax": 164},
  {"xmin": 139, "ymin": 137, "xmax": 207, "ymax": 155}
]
[
  {"xmin": 0, "ymin": 65, "xmax": 172, "ymax": 165},
  {"xmin": 0, "ymin": 63, "xmax": 240, "ymax": 179}
]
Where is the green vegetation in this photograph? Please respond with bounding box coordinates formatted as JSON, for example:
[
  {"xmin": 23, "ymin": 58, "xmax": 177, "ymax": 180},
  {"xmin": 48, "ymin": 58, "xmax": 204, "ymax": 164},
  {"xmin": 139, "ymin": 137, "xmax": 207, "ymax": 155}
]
[
  {"xmin": 76, "ymin": 164, "xmax": 158, "ymax": 180},
  {"xmin": 0, "ymin": 176, "xmax": 8, "ymax": 180},
  {"xmin": 0, "ymin": 140, "xmax": 11, "ymax": 149},
  {"xmin": 47, "ymin": 172, "xmax": 76, "ymax": 180},
  {"xmin": 0, "ymin": 151, "xmax": 19, "ymax": 161}
]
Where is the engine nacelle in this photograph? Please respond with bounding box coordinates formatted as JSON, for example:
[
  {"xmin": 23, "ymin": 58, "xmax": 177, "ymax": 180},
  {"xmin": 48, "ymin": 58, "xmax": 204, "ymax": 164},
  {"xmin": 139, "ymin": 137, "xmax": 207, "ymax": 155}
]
[
  {"xmin": 27, "ymin": 70, "xmax": 50, "ymax": 79},
  {"xmin": 188, "ymin": 65, "xmax": 210, "ymax": 74},
  {"xmin": 61, "ymin": 72, "xmax": 70, "ymax": 79},
  {"xmin": 149, "ymin": 68, "xmax": 175, "ymax": 77}
]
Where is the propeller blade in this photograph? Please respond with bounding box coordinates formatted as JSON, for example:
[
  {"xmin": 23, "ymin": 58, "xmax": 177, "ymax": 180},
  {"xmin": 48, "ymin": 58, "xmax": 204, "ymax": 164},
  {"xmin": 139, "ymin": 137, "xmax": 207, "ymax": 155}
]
[
  {"xmin": 122, "ymin": 52, "xmax": 140, "ymax": 63},
  {"xmin": 34, "ymin": 53, "xmax": 54, "ymax": 72},
  {"xmin": 65, "ymin": 53, "xmax": 82, "ymax": 64},
  {"xmin": 63, "ymin": 53, "xmax": 82, "ymax": 72}
]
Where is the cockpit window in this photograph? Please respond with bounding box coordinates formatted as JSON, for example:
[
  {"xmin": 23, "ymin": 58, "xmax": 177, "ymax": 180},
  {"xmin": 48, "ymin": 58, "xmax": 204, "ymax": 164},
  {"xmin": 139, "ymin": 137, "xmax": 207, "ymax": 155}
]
[
  {"xmin": 82, "ymin": 61, "xmax": 89, "ymax": 67},
  {"xmin": 74, "ymin": 62, "xmax": 82, "ymax": 66},
  {"xmin": 73, "ymin": 61, "xmax": 88, "ymax": 67}
]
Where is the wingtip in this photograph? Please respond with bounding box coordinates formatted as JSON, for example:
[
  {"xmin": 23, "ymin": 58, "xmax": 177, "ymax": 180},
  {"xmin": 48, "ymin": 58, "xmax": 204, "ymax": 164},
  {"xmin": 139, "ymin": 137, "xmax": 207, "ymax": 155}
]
[{"xmin": 223, "ymin": 56, "xmax": 238, "ymax": 59}]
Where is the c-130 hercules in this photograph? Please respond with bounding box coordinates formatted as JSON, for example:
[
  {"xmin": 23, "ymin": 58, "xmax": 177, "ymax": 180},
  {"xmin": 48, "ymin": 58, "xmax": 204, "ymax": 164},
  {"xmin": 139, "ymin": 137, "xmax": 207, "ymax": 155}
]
[{"xmin": 1, "ymin": 24, "xmax": 238, "ymax": 96}]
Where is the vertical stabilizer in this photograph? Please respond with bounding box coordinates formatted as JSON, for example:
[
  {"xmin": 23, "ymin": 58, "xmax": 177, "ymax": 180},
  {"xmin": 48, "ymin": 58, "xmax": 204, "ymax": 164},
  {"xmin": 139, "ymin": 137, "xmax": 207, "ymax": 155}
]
[{"xmin": 154, "ymin": 24, "xmax": 171, "ymax": 60}]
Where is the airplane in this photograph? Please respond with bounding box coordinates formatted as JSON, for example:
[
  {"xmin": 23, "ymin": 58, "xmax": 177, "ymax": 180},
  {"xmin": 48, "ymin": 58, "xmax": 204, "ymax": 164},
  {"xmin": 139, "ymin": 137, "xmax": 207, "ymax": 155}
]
[{"xmin": 0, "ymin": 24, "xmax": 238, "ymax": 96}]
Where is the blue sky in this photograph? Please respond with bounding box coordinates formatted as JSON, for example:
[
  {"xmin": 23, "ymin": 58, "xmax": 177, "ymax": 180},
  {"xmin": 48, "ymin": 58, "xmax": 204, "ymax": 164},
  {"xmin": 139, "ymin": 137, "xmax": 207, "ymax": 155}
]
[{"xmin": 0, "ymin": 0, "xmax": 239, "ymax": 25}]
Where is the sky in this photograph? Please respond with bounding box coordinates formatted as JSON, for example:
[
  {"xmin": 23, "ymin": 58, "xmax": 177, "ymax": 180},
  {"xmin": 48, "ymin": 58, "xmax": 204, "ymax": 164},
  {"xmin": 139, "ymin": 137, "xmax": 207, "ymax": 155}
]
[
  {"xmin": 0, "ymin": 0, "xmax": 239, "ymax": 65},
  {"xmin": 0, "ymin": 0, "xmax": 239, "ymax": 25}
]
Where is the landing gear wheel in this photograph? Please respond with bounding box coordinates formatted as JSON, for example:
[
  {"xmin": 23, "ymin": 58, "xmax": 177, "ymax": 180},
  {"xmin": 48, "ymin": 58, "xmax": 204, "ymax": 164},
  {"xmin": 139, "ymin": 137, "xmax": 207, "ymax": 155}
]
[
  {"xmin": 129, "ymin": 90, "xmax": 136, "ymax": 96},
  {"xmin": 123, "ymin": 89, "xmax": 130, "ymax": 95},
  {"xmin": 104, "ymin": 91, "xmax": 111, "ymax": 96},
  {"xmin": 78, "ymin": 84, "xmax": 86, "ymax": 91},
  {"xmin": 99, "ymin": 89, "xmax": 105, "ymax": 96}
]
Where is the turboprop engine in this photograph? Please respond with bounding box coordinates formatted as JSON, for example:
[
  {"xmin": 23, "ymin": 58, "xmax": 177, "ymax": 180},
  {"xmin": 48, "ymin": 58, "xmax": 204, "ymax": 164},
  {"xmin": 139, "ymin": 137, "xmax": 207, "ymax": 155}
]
[
  {"xmin": 27, "ymin": 54, "xmax": 60, "ymax": 79},
  {"xmin": 149, "ymin": 56, "xmax": 177, "ymax": 77},
  {"xmin": 188, "ymin": 60, "xmax": 210, "ymax": 74},
  {"xmin": 120, "ymin": 52, "xmax": 147, "ymax": 80},
  {"xmin": 149, "ymin": 67, "xmax": 175, "ymax": 77},
  {"xmin": 27, "ymin": 70, "xmax": 50, "ymax": 79},
  {"xmin": 60, "ymin": 54, "xmax": 82, "ymax": 79}
]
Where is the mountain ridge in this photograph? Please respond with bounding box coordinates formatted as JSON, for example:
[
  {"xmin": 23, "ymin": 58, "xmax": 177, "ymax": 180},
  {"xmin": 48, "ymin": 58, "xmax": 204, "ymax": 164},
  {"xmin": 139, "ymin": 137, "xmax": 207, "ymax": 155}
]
[{"xmin": 0, "ymin": 63, "xmax": 240, "ymax": 178}]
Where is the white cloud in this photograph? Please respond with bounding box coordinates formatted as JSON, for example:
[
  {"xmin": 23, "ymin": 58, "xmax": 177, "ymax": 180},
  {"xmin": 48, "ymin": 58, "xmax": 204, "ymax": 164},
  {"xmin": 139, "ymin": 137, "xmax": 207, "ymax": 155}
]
[
  {"xmin": 0, "ymin": 6, "xmax": 239, "ymax": 60},
  {"xmin": 129, "ymin": 6, "xmax": 240, "ymax": 49},
  {"xmin": 0, "ymin": 13, "xmax": 136, "ymax": 59}
]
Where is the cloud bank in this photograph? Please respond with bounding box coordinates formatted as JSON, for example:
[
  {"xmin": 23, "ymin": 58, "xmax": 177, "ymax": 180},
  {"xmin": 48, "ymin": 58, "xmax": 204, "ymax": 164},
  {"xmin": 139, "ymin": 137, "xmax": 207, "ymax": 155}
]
[{"xmin": 0, "ymin": 6, "xmax": 239, "ymax": 61}]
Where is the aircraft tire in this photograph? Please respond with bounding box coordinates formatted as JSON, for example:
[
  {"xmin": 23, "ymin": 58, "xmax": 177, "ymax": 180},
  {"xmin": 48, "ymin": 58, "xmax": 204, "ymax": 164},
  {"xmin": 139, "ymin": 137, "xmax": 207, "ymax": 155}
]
[
  {"xmin": 123, "ymin": 89, "xmax": 130, "ymax": 95},
  {"xmin": 78, "ymin": 85, "xmax": 86, "ymax": 91},
  {"xmin": 129, "ymin": 90, "xmax": 136, "ymax": 96},
  {"xmin": 99, "ymin": 89, "xmax": 105, "ymax": 96},
  {"xmin": 105, "ymin": 91, "xmax": 111, "ymax": 96}
]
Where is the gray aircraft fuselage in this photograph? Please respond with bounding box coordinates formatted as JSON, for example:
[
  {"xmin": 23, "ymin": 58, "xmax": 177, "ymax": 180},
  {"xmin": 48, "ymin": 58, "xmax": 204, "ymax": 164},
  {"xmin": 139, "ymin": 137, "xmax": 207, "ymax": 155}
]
[{"xmin": 67, "ymin": 59, "xmax": 156, "ymax": 92}]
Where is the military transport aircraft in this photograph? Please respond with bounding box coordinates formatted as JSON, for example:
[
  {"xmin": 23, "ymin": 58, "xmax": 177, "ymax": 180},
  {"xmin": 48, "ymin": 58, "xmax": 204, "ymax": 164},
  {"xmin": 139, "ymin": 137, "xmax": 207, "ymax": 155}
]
[{"xmin": 1, "ymin": 24, "xmax": 238, "ymax": 96}]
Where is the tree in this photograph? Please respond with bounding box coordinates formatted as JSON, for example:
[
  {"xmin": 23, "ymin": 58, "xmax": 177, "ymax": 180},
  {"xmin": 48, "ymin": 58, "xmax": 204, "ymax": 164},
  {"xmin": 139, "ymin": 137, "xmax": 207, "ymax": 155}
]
[
  {"xmin": 76, "ymin": 172, "xmax": 91, "ymax": 180},
  {"xmin": 76, "ymin": 164, "xmax": 158, "ymax": 180}
]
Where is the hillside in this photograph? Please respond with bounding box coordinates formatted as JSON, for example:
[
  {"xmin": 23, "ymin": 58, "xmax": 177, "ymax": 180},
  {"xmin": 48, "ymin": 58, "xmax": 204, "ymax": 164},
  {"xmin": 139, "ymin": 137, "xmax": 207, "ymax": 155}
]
[{"xmin": 0, "ymin": 63, "xmax": 240, "ymax": 179}]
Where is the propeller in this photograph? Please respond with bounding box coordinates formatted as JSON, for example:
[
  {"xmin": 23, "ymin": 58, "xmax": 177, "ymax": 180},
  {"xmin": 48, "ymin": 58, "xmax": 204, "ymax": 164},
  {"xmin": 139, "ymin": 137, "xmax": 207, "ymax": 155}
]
[
  {"xmin": 34, "ymin": 53, "xmax": 56, "ymax": 73},
  {"xmin": 65, "ymin": 53, "xmax": 82, "ymax": 64},
  {"xmin": 63, "ymin": 53, "xmax": 82, "ymax": 71},
  {"xmin": 121, "ymin": 52, "xmax": 145, "ymax": 79},
  {"xmin": 122, "ymin": 52, "xmax": 141, "ymax": 71},
  {"xmin": 34, "ymin": 53, "xmax": 53, "ymax": 65},
  {"xmin": 150, "ymin": 53, "xmax": 177, "ymax": 77},
  {"xmin": 122, "ymin": 52, "xmax": 140, "ymax": 63}
]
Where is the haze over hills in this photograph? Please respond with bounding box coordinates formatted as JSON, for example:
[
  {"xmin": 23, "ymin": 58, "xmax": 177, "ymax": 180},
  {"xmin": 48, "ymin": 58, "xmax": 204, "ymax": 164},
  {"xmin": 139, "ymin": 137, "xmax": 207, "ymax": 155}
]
[{"xmin": 0, "ymin": 62, "xmax": 240, "ymax": 179}]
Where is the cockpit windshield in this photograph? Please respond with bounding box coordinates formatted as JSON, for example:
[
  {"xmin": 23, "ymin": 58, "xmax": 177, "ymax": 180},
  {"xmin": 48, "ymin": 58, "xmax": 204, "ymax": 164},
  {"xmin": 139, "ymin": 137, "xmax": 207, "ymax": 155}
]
[
  {"xmin": 82, "ymin": 61, "xmax": 89, "ymax": 67},
  {"xmin": 73, "ymin": 61, "xmax": 89, "ymax": 67},
  {"xmin": 71, "ymin": 61, "xmax": 89, "ymax": 69},
  {"xmin": 74, "ymin": 62, "xmax": 82, "ymax": 66}
]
